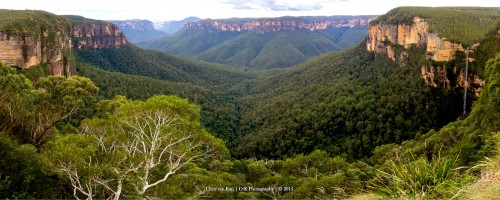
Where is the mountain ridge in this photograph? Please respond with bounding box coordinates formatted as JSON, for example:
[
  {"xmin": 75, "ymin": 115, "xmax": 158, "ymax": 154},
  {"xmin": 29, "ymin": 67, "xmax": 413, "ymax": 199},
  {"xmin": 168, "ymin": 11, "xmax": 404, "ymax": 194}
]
[
  {"xmin": 107, "ymin": 19, "xmax": 168, "ymax": 43},
  {"xmin": 139, "ymin": 15, "xmax": 375, "ymax": 68},
  {"xmin": 183, "ymin": 16, "xmax": 376, "ymax": 33}
]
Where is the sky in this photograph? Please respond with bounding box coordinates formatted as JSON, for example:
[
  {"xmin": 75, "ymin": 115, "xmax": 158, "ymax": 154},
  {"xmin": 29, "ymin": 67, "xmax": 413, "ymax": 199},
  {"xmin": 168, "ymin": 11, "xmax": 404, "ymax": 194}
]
[{"xmin": 2, "ymin": 0, "xmax": 500, "ymax": 22}]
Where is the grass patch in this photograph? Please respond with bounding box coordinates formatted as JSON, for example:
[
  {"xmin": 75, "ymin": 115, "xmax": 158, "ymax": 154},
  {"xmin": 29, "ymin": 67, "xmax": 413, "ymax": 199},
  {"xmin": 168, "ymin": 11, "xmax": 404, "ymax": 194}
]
[{"xmin": 371, "ymin": 153, "xmax": 471, "ymax": 199}]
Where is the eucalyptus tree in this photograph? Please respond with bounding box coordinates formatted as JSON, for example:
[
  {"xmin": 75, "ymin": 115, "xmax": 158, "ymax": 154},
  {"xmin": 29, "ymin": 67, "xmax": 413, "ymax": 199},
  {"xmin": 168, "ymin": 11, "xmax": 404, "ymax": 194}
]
[{"xmin": 44, "ymin": 95, "xmax": 228, "ymax": 199}]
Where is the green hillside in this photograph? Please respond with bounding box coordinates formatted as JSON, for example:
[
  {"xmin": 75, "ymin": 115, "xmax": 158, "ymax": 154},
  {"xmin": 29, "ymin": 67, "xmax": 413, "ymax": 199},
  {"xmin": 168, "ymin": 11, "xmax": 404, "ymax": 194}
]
[
  {"xmin": 139, "ymin": 29, "xmax": 241, "ymax": 56},
  {"xmin": 0, "ymin": 9, "xmax": 70, "ymax": 34},
  {"xmin": 73, "ymin": 44, "xmax": 253, "ymax": 139},
  {"xmin": 138, "ymin": 17, "xmax": 373, "ymax": 69},
  {"xmin": 74, "ymin": 44, "xmax": 249, "ymax": 89},
  {"xmin": 196, "ymin": 30, "xmax": 344, "ymax": 68},
  {"xmin": 231, "ymin": 44, "xmax": 467, "ymax": 159},
  {"xmin": 61, "ymin": 15, "xmax": 108, "ymax": 25},
  {"xmin": 2, "ymin": 7, "xmax": 500, "ymax": 199}
]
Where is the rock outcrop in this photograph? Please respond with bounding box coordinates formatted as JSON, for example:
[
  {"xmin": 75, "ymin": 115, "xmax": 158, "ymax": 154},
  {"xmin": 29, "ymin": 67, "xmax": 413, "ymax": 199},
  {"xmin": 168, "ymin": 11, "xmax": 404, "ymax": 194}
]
[
  {"xmin": 367, "ymin": 17, "xmax": 466, "ymax": 62},
  {"xmin": 421, "ymin": 64, "xmax": 485, "ymax": 95},
  {"xmin": 0, "ymin": 17, "xmax": 73, "ymax": 77},
  {"xmin": 367, "ymin": 16, "xmax": 486, "ymax": 94},
  {"xmin": 183, "ymin": 16, "xmax": 376, "ymax": 34},
  {"xmin": 71, "ymin": 23, "xmax": 127, "ymax": 49}
]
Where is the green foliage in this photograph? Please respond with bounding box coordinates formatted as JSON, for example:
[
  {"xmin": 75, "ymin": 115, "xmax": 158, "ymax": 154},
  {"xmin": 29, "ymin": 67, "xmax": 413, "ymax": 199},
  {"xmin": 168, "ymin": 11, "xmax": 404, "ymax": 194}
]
[
  {"xmin": 74, "ymin": 44, "xmax": 248, "ymax": 89},
  {"xmin": 371, "ymin": 154, "xmax": 467, "ymax": 198},
  {"xmin": 371, "ymin": 7, "xmax": 500, "ymax": 46},
  {"xmin": 19, "ymin": 63, "xmax": 50, "ymax": 81},
  {"xmin": 233, "ymin": 44, "xmax": 464, "ymax": 159},
  {"xmin": 61, "ymin": 15, "xmax": 108, "ymax": 25},
  {"xmin": 0, "ymin": 9, "xmax": 70, "ymax": 34},
  {"xmin": 77, "ymin": 64, "xmax": 212, "ymax": 101},
  {"xmin": 395, "ymin": 53, "xmax": 500, "ymax": 165},
  {"xmin": 0, "ymin": 134, "xmax": 70, "ymax": 198},
  {"xmin": 138, "ymin": 18, "xmax": 372, "ymax": 69},
  {"xmin": 43, "ymin": 95, "xmax": 228, "ymax": 199},
  {"xmin": 194, "ymin": 30, "xmax": 348, "ymax": 69},
  {"xmin": 0, "ymin": 62, "xmax": 99, "ymax": 145},
  {"xmin": 74, "ymin": 44, "xmax": 252, "ymax": 142},
  {"xmin": 365, "ymin": 53, "xmax": 500, "ymax": 199}
]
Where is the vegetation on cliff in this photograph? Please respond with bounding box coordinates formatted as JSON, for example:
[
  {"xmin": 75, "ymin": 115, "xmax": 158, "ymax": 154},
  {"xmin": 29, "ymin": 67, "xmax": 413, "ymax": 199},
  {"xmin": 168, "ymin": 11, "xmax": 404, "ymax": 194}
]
[
  {"xmin": 370, "ymin": 7, "xmax": 500, "ymax": 46},
  {"xmin": 61, "ymin": 15, "xmax": 109, "ymax": 25},
  {"xmin": 0, "ymin": 9, "xmax": 70, "ymax": 34}
]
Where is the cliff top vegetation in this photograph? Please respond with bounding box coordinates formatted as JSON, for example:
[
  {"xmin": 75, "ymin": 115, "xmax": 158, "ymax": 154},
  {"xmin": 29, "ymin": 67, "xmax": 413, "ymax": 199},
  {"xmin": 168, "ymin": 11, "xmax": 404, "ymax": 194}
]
[
  {"xmin": 370, "ymin": 7, "xmax": 500, "ymax": 46},
  {"xmin": 0, "ymin": 9, "xmax": 70, "ymax": 34}
]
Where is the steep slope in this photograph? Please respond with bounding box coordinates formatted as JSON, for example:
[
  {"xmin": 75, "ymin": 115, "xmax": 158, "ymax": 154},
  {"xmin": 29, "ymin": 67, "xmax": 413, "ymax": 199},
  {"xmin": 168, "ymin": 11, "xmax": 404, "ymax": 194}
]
[
  {"xmin": 74, "ymin": 44, "xmax": 249, "ymax": 89},
  {"xmin": 138, "ymin": 16, "xmax": 376, "ymax": 69},
  {"xmin": 107, "ymin": 19, "xmax": 168, "ymax": 43},
  {"xmin": 63, "ymin": 15, "xmax": 250, "ymax": 139},
  {"xmin": 0, "ymin": 10, "xmax": 74, "ymax": 76},
  {"xmin": 230, "ymin": 7, "xmax": 500, "ymax": 159},
  {"xmin": 63, "ymin": 15, "xmax": 128, "ymax": 49}
]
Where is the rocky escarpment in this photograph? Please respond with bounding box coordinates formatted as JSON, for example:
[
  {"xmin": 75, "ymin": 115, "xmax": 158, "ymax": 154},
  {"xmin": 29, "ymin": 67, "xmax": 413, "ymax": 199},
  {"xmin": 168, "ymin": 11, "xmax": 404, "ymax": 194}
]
[
  {"xmin": 64, "ymin": 16, "xmax": 127, "ymax": 49},
  {"xmin": 184, "ymin": 16, "xmax": 376, "ymax": 34},
  {"xmin": 0, "ymin": 10, "xmax": 73, "ymax": 76},
  {"xmin": 367, "ymin": 17, "xmax": 467, "ymax": 62},
  {"xmin": 71, "ymin": 23, "xmax": 127, "ymax": 48},
  {"xmin": 367, "ymin": 16, "xmax": 486, "ymax": 94},
  {"xmin": 107, "ymin": 19, "xmax": 155, "ymax": 31}
]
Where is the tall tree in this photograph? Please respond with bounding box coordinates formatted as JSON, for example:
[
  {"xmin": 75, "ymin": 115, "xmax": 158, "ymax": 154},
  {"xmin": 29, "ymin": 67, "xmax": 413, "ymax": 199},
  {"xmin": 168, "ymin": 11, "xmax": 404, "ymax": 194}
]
[{"xmin": 44, "ymin": 95, "xmax": 228, "ymax": 199}]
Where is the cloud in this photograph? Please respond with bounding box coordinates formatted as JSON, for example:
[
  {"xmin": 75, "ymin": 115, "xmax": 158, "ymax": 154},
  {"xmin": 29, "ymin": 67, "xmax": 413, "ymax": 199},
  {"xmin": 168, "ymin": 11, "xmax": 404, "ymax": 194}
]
[{"xmin": 224, "ymin": 0, "xmax": 343, "ymax": 11}]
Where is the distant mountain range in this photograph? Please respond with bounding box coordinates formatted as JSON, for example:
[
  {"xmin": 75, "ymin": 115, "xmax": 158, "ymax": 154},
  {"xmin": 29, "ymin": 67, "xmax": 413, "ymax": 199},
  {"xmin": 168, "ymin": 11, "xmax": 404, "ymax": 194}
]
[
  {"xmin": 156, "ymin": 17, "xmax": 202, "ymax": 34},
  {"xmin": 138, "ymin": 16, "xmax": 376, "ymax": 69},
  {"xmin": 107, "ymin": 19, "xmax": 169, "ymax": 43}
]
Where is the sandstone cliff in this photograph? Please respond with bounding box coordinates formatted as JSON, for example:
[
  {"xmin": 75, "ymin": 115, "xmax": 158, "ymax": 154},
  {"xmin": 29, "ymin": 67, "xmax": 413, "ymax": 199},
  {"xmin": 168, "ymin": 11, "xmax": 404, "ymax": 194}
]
[
  {"xmin": 367, "ymin": 17, "xmax": 467, "ymax": 62},
  {"xmin": 183, "ymin": 16, "xmax": 376, "ymax": 34},
  {"xmin": 71, "ymin": 23, "xmax": 127, "ymax": 48},
  {"xmin": 0, "ymin": 10, "xmax": 73, "ymax": 76},
  {"xmin": 367, "ymin": 16, "xmax": 487, "ymax": 94}
]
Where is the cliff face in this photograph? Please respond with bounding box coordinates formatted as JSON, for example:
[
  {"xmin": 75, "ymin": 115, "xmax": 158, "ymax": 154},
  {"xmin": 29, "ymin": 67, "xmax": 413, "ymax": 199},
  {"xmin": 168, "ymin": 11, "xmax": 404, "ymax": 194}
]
[
  {"xmin": 184, "ymin": 16, "xmax": 375, "ymax": 34},
  {"xmin": 107, "ymin": 20, "xmax": 155, "ymax": 31},
  {"xmin": 367, "ymin": 16, "xmax": 485, "ymax": 94},
  {"xmin": 0, "ymin": 28, "xmax": 72, "ymax": 76},
  {"xmin": 71, "ymin": 23, "xmax": 127, "ymax": 49},
  {"xmin": 367, "ymin": 17, "xmax": 466, "ymax": 62}
]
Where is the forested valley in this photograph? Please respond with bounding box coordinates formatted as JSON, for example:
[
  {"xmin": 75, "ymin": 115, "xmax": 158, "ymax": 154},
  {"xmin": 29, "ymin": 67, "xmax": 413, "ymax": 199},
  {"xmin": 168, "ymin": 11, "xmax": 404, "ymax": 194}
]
[{"xmin": 1, "ymin": 7, "xmax": 500, "ymax": 199}]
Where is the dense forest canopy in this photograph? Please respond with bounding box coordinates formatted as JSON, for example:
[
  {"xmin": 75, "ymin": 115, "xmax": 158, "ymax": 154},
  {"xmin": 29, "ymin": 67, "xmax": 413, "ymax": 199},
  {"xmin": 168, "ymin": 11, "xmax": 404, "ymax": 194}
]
[{"xmin": 1, "ymin": 7, "xmax": 500, "ymax": 199}]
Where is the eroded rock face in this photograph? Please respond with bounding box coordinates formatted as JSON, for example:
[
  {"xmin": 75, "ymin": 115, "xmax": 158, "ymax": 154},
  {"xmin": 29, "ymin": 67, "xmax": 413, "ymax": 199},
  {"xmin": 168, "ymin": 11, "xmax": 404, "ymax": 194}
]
[
  {"xmin": 367, "ymin": 17, "xmax": 465, "ymax": 62},
  {"xmin": 183, "ymin": 17, "xmax": 376, "ymax": 34},
  {"xmin": 421, "ymin": 65, "xmax": 485, "ymax": 95},
  {"xmin": 71, "ymin": 23, "xmax": 127, "ymax": 48},
  {"xmin": 367, "ymin": 16, "xmax": 486, "ymax": 94},
  {"xmin": 0, "ymin": 30, "xmax": 72, "ymax": 76}
]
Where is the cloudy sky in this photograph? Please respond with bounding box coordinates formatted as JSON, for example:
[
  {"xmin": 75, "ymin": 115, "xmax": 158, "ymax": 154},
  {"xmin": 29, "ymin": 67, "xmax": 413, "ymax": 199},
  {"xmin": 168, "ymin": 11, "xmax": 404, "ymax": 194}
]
[{"xmin": 2, "ymin": 0, "xmax": 500, "ymax": 22}]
